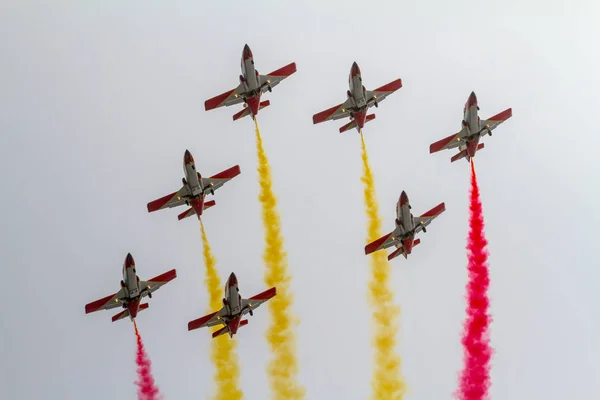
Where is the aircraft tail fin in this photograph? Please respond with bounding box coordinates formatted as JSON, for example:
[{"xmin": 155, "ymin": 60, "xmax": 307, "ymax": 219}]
[
  {"xmin": 232, "ymin": 101, "xmax": 270, "ymax": 121},
  {"xmin": 339, "ymin": 114, "xmax": 376, "ymax": 133}
]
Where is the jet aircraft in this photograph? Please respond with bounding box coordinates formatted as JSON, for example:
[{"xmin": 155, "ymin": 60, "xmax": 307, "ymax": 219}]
[
  {"xmin": 204, "ymin": 44, "xmax": 297, "ymax": 121},
  {"xmin": 365, "ymin": 191, "xmax": 445, "ymax": 260},
  {"xmin": 147, "ymin": 150, "xmax": 240, "ymax": 221},
  {"xmin": 85, "ymin": 253, "xmax": 177, "ymax": 322},
  {"xmin": 429, "ymin": 91, "xmax": 512, "ymax": 162},
  {"xmin": 312, "ymin": 62, "xmax": 402, "ymax": 133},
  {"xmin": 187, "ymin": 272, "xmax": 276, "ymax": 339}
]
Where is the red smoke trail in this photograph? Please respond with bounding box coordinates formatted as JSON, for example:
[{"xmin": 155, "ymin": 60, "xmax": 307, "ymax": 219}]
[
  {"xmin": 133, "ymin": 321, "xmax": 161, "ymax": 400},
  {"xmin": 457, "ymin": 160, "xmax": 493, "ymax": 400}
]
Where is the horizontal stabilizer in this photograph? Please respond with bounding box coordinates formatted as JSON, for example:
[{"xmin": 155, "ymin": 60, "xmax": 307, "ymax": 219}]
[
  {"xmin": 450, "ymin": 149, "xmax": 468, "ymax": 163},
  {"xmin": 387, "ymin": 238, "xmax": 421, "ymax": 261},
  {"xmin": 339, "ymin": 114, "xmax": 376, "ymax": 133},
  {"xmin": 210, "ymin": 320, "xmax": 249, "ymax": 339},
  {"xmin": 232, "ymin": 100, "xmax": 270, "ymax": 121},
  {"xmin": 177, "ymin": 208, "xmax": 196, "ymax": 221},
  {"xmin": 388, "ymin": 247, "xmax": 405, "ymax": 261},
  {"xmin": 212, "ymin": 326, "xmax": 229, "ymax": 338},
  {"xmin": 111, "ymin": 303, "xmax": 149, "ymax": 322},
  {"xmin": 177, "ymin": 200, "xmax": 216, "ymax": 221}
]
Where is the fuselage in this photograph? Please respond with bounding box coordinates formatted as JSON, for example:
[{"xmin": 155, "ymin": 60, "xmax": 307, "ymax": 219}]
[
  {"xmin": 347, "ymin": 62, "xmax": 368, "ymax": 130},
  {"xmin": 395, "ymin": 191, "xmax": 415, "ymax": 254},
  {"xmin": 462, "ymin": 91, "xmax": 481, "ymax": 158},
  {"xmin": 222, "ymin": 272, "xmax": 244, "ymax": 337},
  {"xmin": 182, "ymin": 150, "xmax": 206, "ymax": 216},
  {"xmin": 239, "ymin": 44, "xmax": 262, "ymax": 117},
  {"xmin": 121, "ymin": 253, "xmax": 141, "ymax": 320}
]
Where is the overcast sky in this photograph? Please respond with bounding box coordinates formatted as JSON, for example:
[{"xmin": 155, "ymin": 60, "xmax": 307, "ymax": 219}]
[{"xmin": 2, "ymin": 1, "xmax": 600, "ymax": 399}]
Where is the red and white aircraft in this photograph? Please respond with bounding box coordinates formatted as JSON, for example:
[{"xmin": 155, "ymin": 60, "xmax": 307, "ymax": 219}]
[
  {"xmin": 147, "ymin": 150, "xmax": 240, "ymax": 221},
  {"xmin": 365, "ymin": 191, "xmax": 446, "ymax": 260},
  {"xmin": 204, "ymin": 44, "xmax": 297, "ymax": 121},
  {"xmin": 312, "ymin": 62, "xmax": 402, "ymax": 133},
  {"xmin": 430, "ymin": 91, "xmax": 512, "ymax": 162},
  {"xmin": 188, "ymin": 272, "xmax": 276, "ymax": 339},
  {"xmin": 85, "ymin": 253, "xmax": 176, "ymax": 322}
]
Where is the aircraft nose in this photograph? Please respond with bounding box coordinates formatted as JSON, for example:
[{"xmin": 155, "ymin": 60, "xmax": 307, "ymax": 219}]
[
  {"xmin": 468, "ymin": 91, "xmax": 478, "ymax": 107},
  {"xmin": 228, "ymin": 272, "xmax": 238, "ymax": 286},
  {"xmin": 351, "ymin": 61, "xmax": 361, "ymax": 77},
  {"xmin": 125, "ymin": 253, "xmax": 135, "ymax": 268},
  {"xmin": 400, "ymin": 191, "xmax": 409, "ymax": 207},
  {"xmin": 184, "ymin": 149, "xmax": 194, "ymax": 164},
  {"xmin": 243, "ymin": 44, "xmax": 253, "ymax": 60}
]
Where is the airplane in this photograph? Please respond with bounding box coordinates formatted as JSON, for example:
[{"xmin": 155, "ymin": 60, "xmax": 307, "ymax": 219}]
[
  {"xmin": 187, "ymin": 272, "xmax": 276, "ymax": 339},
  {"xmin": 429, "ymin": 91, "xmax": 512, "ymax": 162},
  {"xmin": 147, "ymin": 149, "xmax": 241, "ymax": 221},
  {"xmin": 365, "ymin": 191, "xmax": 445, "ymax": 260},
  {"xmin": 84, "ymin": 253, "xmax": 177, "ymax": 322},
  {"xmin": 204, "ymin": 44, "xmax": 297, "ymax": 121},
  {"xmin": 312, "ymin": 62, "xmax": 402, "ymax": 133}
]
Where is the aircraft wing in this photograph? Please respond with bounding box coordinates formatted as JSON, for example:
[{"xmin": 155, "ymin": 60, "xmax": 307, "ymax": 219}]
[
  {"xmin": 139, "ymin": 269, "xmax": 177, "ymax": 297},
  {"xmin": 364, "ymin": 226, "xmax": 402, "ymax": 255},
  {"xmin": 188, "ymin": 307, "xmax": 228, "ymax": 331},
  {"xmin": 365, "ymin": 79, "xmax": 402, "ymax": 107},
  {"xmin": 413, "ymin": 202, "xmax": 446, "ymax": 234},
  {"xmin": 204, "ymin": 83, "xmax": 247, "ymax": 111},
  {"xmin": 481, "ymin": 108, "xmax": 512, "ymax": 135},
  {"xmin": 429, "ymin": 127, "xmax": 468, "ymax": 154},
  {"xmin": 241, "ymin": 287, "xmax": 277, "ymax": 315},
  {"xmin": 200, "ymin": 165, "xmax": 241, "ymax": 194},
  {"xmin": 147, "ymin": 185, "xmax": 191, "ymax": 213},
  {"xmin": 312, "ymin": 98, "xmax": 355, "ymax": 124},
  {"xmin": 258, "ymin": 62, "xmax": 297, "ymax": 92},
  {"xmin": 85, "ymin": 288, "xmax": 127, "ymax": 314}
]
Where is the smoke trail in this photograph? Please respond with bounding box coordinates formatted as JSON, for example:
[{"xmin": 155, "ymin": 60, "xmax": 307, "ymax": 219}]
[
  {"xmin": 200, "ymin": 221, "xmax": 244, "ymax": 400},
  {"xmin": 456, "ymin": 160, "xmax": 493, "ymax": 400},
  {"xmin": 254, "ymin": 119, "xmax": 305, "ymax": 400},
  {"xmin": 133, "ymin": 321, "xmax": 161, "ymax": 400},
  {"xmin": 360, "ymin": 133, "xmax": 406, "ymax": 400}
]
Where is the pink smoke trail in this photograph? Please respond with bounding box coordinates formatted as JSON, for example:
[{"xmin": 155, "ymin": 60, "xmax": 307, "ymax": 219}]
[
  {"xmin": 133, "ymin": 321, "xmax": 161, "ymax": 400},
  {"xmin": 456, "ymin": 160, "xmax": 493, "ymax": 400}
]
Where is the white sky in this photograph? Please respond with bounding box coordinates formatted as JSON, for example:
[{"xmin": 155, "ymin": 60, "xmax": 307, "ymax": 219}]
[{"xmin": 1, "ymin": 1, "xmax": 600, "ymax": 399}]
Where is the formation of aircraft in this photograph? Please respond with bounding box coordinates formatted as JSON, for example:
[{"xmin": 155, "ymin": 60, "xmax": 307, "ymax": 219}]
[
  {"xmin": 365, "ymin": 191, "xmax": 446, "ymax": 260},
  {"xmin": 312, "ymin": 62, "xmax": 402, "ymax": 133},
  {"xmin": 429, "ymin": 91, "xmax": 513, "ymax": 162},
  {"xmin": 204, "ymin": 44, "xmax": 297, "ymax": 121},
  {"xmin": 85, "ymin": 44, "xmax": 512, "ymax": 339},
  {"xmin": 85, "ymin": 253, "xmax": 177, "ymax": 322},
  {"xmin": 146, "ymin": 149, "xmax": 240, "ymax": 221},
  {"xmin": 188, "ymin": 272, "xmax": 276, "ymax": 338}
]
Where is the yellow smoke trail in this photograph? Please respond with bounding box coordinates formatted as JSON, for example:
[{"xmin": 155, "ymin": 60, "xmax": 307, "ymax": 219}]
[
  {"xmin": 254, "ymin": 119, "xmax": 305, "ymax": 400},
  {"xmin": 360, "ymin": 133, "xmax": 406, "ymax": 400},
  {"xmin": 200, "ymin": 221, "xmax": 244, "ymax": 400}
]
